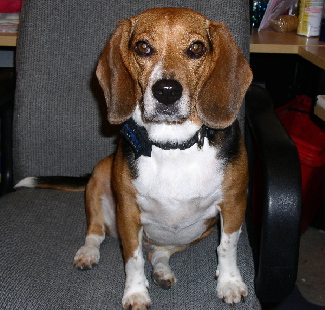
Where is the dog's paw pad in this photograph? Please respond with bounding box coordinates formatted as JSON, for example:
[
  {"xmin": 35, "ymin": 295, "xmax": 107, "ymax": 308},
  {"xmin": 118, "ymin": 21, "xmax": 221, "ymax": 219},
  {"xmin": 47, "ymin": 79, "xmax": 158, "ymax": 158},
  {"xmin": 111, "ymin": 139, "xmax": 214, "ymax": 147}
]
[
  {"xmin": 73, "ymin": 245, "xmax": 100, "ymax": 270},
  {"xmin": 217, "ymin": 278, "xmax": 248, "ymax": 304},
  {"xmin": 122, "ymin": 291, "xmax": 152, "ymax": 310}
]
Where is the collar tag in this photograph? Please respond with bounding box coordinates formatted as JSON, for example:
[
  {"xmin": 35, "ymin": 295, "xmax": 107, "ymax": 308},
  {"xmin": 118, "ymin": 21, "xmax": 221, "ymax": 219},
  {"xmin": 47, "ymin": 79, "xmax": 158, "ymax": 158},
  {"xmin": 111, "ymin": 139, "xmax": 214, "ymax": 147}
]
[{"xmin": 197, "ymin": 127, "xmax": 205, "ymax": 149}]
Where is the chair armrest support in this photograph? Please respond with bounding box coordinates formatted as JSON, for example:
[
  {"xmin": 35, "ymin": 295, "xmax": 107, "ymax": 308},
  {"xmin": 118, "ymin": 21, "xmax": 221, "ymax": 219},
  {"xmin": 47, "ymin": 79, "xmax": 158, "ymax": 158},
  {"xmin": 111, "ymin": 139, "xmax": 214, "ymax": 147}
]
[
  {"xmin": 0, "ymin": 90, "xmax": 14, "ymax": 196},
  {"xmin": 245, "ymin": 84, "xmax": 302, "ymax": 302}
]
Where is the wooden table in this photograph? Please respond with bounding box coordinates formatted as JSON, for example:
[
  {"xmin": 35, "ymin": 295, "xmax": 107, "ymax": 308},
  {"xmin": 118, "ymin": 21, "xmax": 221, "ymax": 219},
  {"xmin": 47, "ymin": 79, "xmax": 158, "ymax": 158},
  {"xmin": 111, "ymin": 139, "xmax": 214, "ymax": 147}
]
[
  {"xmin": 298, "ymin": 46, "xmax": 325, "ymax": 71},
  {"xmin": 250, "ymin": 29, "xmax": 325, "ymax": 53},
  {"xmin": 250, "ymin": 29, "xmax": 325, "ymax": 70},
  {"xmin": 251, "ymin": 29, "xmax": 325, "ymax": 120}
]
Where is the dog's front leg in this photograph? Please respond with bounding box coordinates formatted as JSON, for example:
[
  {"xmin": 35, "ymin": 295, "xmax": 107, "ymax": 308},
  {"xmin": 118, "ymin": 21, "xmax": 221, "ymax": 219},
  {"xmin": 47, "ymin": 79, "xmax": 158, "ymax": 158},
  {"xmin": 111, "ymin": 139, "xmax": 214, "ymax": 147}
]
[
  {"xmin": 122, "ymin": 228, "xmax": 151, "ymax": 310},
  {"xmin": 114, "ymin": 152, "xmax": 151, "ymax": 310},
  {"xmin": 118, "ymin": 209, "xmax": 151, "ymax": 310},
  {"xmin": 216, "ymin": 220, "xmax": 247, "ymax": 304},
  {"xmin": 216, "ymin": 143, "xmax": 248, "ymax": 305}
]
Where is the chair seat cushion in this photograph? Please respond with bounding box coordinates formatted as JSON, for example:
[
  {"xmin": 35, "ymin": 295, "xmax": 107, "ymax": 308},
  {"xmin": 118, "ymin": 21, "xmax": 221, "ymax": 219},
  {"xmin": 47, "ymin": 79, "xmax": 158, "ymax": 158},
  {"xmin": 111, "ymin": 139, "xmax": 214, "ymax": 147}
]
[{"xmin": 0, "ymin": 189, "xmax": 261, "ymax": 309}]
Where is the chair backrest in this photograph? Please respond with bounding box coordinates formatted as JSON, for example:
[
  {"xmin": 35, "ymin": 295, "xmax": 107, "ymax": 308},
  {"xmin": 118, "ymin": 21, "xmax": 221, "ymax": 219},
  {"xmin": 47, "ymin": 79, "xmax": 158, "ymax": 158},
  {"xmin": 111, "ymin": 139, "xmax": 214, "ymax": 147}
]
[{"xmin": 13, "ymin": 0, "xmax": 250, "ymax": 183}]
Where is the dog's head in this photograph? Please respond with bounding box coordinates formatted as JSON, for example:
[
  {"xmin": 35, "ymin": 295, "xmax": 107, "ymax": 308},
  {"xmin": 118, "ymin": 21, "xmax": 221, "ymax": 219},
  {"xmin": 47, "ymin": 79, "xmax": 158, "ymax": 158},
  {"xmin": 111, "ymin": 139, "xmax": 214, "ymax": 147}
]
[{"xmin": 96, "ymin": 7, "xmax": 252, "ymax": 129}]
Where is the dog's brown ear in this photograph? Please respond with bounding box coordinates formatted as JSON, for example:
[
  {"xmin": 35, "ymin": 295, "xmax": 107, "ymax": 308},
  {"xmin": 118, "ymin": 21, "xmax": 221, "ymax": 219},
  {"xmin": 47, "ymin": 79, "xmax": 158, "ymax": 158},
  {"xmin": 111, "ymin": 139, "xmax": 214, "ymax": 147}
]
[
  {"xmin": 96, "ymin": 20, "xmax": 137, "ymax": 124},
  {"xmin": 197, "ymin": 22, "xmax": 252, "ymax": 129}
]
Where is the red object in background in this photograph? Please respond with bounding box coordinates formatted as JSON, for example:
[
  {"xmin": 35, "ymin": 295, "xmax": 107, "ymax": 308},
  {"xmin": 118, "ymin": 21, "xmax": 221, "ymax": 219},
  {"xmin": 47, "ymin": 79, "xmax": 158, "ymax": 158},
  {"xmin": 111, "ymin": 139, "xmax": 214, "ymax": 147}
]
[
  {"xmin": 0, "ymin": 0, "xmax": 22, "ymax": 13},
  {"xmin": 277, "ymin": 95, "xmax": 325, "ymax": 233}
]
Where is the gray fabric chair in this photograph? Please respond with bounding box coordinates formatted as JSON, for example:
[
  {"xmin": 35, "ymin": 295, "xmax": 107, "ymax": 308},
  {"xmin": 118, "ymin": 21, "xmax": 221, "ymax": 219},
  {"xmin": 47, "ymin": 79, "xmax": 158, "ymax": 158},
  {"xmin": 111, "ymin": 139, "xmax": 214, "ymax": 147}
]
[{"xmin": 0, "ymin": 1, "xmax": 301, "ymax": 309}]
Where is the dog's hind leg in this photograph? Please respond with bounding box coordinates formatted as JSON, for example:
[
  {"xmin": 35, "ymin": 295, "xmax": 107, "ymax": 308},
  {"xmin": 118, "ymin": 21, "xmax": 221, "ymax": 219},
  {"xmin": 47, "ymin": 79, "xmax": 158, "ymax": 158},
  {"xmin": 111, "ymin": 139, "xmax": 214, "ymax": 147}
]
[
  {"xmin": 74, "ymin": 155, "xmax": 117, "ymax": 270},
  {"xmin": 148, "ymin": 245, "xmax": 187, "ymax": 290}
]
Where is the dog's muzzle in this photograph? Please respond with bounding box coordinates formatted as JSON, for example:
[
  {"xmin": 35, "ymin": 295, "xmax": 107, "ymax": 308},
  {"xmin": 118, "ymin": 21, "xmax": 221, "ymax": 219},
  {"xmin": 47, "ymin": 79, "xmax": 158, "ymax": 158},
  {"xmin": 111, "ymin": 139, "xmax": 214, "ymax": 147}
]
[{"xmin": 152, "ymin": 79, "xmax": 183, "ymax": 105}]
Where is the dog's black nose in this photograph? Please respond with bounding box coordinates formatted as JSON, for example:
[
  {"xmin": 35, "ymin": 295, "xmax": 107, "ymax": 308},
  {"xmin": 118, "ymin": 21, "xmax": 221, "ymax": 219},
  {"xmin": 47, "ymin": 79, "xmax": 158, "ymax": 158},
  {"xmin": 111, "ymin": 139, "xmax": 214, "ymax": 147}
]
[{"xmin": 152, "ymin": 79, "xmax": 183, "ymax": 105}]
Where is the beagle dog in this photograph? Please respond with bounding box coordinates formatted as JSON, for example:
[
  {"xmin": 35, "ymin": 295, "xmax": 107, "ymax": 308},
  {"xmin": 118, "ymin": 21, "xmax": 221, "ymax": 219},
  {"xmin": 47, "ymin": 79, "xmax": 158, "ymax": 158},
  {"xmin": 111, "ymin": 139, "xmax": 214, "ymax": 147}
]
[{"xmin": 16, "ymin": 7, "xmax": 252, "ymax": 310}]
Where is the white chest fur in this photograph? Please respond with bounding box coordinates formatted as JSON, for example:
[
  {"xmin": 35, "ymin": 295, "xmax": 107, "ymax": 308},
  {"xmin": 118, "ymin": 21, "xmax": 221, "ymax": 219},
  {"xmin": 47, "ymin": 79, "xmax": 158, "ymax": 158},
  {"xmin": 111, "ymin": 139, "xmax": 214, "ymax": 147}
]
[{"xmin": 132, "ymin": 138, "xmax": 225, "ymax": 246}]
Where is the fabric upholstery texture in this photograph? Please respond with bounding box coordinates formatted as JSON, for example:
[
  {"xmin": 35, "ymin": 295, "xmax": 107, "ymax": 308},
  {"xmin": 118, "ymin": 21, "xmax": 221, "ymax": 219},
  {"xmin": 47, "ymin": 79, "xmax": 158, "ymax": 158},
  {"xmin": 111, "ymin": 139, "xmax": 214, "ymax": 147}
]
[{"xmin": 0, "ymin": 0, "xmax": 261, "ymax": 309}]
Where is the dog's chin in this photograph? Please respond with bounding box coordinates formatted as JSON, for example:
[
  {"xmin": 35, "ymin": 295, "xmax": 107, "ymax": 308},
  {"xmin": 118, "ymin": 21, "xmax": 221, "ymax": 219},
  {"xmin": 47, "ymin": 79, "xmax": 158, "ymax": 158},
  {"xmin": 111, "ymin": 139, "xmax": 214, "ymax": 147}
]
[
  {"xmin": 131, "ymin": 105, "xmax": 200, "ymax": 145},
  {"xmin": 142, "ymin": 104, "xmax": 190, "ymax": 124},
  {"xmin": 143, "ymin": 113, "xmax": 188, "ymax": 124}
]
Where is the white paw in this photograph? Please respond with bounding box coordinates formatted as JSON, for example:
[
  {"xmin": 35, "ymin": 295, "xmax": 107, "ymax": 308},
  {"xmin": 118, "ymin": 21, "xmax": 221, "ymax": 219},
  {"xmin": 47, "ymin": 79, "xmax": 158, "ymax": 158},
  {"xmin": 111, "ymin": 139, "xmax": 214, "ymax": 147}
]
[
  {"xmin": 73, "ymin": 245, "xmax": 100, "ymax": 270},
  {"xmin": 122, "ymin": 290, "xmax": 152, "ymax": 310},
  {"xmin": 216, "ymin": 273, "xmax": 248, "ymax": 304}
]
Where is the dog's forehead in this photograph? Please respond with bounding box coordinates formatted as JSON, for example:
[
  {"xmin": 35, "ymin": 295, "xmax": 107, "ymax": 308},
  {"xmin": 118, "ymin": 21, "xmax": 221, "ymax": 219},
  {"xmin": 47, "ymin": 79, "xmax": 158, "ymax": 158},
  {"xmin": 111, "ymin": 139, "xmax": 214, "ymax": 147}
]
[{"xmin": 131, "ymin": 8, "xmax": 209, "ymax": 37}]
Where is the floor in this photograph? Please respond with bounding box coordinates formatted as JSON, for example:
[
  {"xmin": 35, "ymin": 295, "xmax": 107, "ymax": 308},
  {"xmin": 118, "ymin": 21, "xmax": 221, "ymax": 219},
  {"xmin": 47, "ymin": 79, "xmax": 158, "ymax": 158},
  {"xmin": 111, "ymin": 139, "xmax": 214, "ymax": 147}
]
[
  {"xmin": 263, "ymin": 226, "xmax": 325, "ymax": 310},
  {"xmin": 297, "ymin": 227, "xmax": 325, "ymax": 307}
]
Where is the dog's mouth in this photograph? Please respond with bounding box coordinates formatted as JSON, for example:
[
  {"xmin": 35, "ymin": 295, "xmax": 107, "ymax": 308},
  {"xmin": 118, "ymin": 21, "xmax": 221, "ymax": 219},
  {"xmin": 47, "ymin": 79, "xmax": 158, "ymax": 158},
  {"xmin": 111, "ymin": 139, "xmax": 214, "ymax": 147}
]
[{"xmin": 142, "ymin": 103, "xmax": 189, "ymax": 123}]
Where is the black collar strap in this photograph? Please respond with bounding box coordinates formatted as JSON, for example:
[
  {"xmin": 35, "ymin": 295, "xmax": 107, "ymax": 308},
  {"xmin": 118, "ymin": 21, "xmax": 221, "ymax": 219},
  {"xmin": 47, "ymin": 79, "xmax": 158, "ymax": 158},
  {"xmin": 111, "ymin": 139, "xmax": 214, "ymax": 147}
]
[{"xmin": 121, "ymin": 118, "xmax": 215, "ymax": 159}]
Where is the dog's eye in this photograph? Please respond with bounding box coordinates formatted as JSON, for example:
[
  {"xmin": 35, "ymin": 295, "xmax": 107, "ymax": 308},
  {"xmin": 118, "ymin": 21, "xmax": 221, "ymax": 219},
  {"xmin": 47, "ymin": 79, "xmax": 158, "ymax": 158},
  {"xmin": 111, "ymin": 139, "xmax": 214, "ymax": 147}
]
[
  {"xmin": 135, "ymin": 41, "xmax": 153, "ymax": 57},
  {"xmin": 187, "ymin": 41, "xmax": 206, "ymax": 59}
]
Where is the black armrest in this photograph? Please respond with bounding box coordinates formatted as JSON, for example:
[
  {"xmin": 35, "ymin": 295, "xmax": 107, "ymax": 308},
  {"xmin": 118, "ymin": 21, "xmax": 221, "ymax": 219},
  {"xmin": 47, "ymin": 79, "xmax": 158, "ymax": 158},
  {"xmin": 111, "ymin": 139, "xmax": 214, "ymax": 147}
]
[
  {"xmin": 0, "ymin": 89, "xmax": 14, "ymax": 196},
  {"xmin": 245, "ymin": 84, "xmax": 302, "ymax": 303}
]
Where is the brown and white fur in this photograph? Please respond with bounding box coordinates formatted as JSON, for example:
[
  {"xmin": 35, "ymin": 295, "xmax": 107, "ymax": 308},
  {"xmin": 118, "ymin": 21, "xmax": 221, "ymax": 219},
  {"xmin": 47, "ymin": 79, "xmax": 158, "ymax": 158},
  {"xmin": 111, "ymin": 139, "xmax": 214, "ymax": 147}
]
[{"xmin": 16, "ymin": 8, "xmax": 252, "ymax": 310}]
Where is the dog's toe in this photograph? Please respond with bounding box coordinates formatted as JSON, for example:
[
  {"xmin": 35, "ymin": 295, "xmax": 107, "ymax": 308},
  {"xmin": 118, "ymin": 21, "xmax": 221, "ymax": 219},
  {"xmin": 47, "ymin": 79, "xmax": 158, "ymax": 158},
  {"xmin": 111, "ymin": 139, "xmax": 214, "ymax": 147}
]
[
  {"xmin": 217, "ymin": 276, "xmax": 248, "ymax": 304},
  {"xmin": 122, "ymin": 291, "xmax": 152, "ymax": 310},
  {"xmin": 73, "ymin": 245, "xmax": 100, "ymax": 270},
  {"xmin": 75, "ymin": 262, "xmax": 98, "ymax": 270}
]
